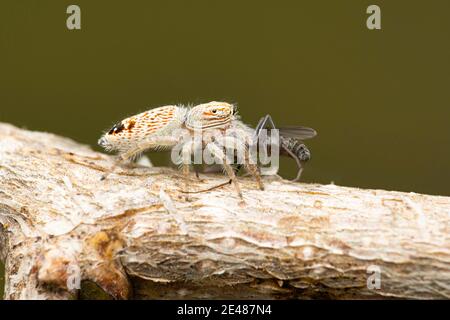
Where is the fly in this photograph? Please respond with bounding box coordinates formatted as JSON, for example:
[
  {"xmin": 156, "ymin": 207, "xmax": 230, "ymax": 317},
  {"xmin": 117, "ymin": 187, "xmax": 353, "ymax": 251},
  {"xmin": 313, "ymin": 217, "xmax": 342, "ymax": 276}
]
[{"xmin": 254, "ymin": 114, "xmax": 317, "ymax": 181}]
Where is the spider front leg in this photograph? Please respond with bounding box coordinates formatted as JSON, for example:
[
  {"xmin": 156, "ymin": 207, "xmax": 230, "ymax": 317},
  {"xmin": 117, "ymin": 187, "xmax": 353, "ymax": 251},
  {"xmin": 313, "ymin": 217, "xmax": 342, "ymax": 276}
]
[
  {"xmin": 224, "ymin": 130, "xmax": 265, "ymax": 192},
  {"xmin": 245, "ymin": 163, "xmax": 264, "ymax": 191},
  {"xmin": 205, "ymin": 142, "xmax": 243, "ymax": 201},
  {"xmin": 180, "ymin": 139, "xmax": 198, "ymax": 200},
  {"xmin": 235, "ymin": 136, "xmax": 264, "ymax": 191}
]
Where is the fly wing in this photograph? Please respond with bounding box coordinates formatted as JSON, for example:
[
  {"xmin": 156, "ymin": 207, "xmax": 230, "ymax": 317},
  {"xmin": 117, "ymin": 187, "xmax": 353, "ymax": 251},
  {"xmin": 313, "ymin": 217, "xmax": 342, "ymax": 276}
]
[
  {"xmin": 254, "ymin": 115, "xmax": 317, "ymax": 140},
  {"xmin": 278, "ymin": 126, "xmax": 317, "ymax": 140}
]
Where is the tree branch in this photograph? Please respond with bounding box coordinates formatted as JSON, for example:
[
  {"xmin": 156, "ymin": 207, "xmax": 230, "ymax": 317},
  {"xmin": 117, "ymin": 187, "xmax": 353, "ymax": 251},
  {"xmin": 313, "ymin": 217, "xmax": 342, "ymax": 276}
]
[{"xmin": 0, "ymin": 122, "xmax": 449, "ymax": 299}]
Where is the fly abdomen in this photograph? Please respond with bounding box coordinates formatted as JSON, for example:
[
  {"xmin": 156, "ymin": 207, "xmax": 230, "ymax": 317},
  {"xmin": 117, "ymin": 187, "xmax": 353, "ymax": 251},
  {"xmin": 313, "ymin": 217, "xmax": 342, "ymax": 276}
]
[{"xmin": 280, "ymin": 137, "xmax": 311, "ymax": 162}]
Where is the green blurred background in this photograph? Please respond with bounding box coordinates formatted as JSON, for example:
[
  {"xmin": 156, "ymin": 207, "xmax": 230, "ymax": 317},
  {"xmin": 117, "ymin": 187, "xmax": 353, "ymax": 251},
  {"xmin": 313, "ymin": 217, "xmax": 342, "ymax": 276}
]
[{"xmin": 1, "ymin": 1, "xmax": 449, "ymax": 297}]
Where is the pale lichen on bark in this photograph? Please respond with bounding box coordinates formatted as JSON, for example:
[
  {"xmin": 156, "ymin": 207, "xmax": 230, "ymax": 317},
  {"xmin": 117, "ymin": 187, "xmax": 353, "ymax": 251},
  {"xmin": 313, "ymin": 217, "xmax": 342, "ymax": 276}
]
[{"xmin": 0, "ymin": 122, "xmax": 449, "ymax": 299}]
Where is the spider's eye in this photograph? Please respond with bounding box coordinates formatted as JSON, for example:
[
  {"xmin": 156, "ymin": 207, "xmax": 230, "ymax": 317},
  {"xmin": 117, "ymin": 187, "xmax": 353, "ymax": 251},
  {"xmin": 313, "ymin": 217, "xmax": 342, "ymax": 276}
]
[{"xmin": 212, "ymin": 109, "xmax": 217, "ymax": 114}]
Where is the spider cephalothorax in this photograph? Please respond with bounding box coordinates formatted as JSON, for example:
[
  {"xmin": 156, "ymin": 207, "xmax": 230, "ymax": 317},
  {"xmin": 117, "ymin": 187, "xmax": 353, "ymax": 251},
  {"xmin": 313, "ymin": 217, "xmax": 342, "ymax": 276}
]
[
  {"xmin": 175, "ymin": 102, "xmax": 264, "ymax": 201},
  {"xmin": 185, "ymin": 101, "xmax": 236, "ymax": 130}
]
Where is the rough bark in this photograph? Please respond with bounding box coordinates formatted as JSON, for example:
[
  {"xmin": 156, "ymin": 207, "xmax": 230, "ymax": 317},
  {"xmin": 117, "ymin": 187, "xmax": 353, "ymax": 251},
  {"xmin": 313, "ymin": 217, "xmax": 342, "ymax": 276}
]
[{"xmin": 0, "ymin": 122, "xmax": 449, "ymax": 300}]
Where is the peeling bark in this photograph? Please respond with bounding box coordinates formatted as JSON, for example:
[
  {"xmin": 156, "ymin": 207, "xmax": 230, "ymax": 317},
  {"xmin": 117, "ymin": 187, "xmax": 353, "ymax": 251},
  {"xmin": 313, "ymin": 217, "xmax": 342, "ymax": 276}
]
[{"xmin": 0, "ymin": 122, "xmax": 449, "ymax": 300}]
